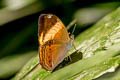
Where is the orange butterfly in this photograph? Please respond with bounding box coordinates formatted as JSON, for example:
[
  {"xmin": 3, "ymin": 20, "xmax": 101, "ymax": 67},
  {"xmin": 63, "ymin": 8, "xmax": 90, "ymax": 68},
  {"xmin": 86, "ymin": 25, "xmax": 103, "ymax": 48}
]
[{"xmin": 38, "ymin": 14, "xmax": 74, "ymax": 71}]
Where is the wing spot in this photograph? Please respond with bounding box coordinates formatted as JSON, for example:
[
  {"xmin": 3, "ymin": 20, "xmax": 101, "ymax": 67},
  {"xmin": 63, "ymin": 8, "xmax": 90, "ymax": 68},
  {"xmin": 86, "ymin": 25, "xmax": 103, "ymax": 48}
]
[
  {"xmin": 49, "ymin": 60, "xmax": 51, "ymax": 63},
  {"xmin": 48, "ymin": 56, "xmax": 50, "ymax": 58},
  {"xmin": 47, "ymin": 15, "xmax": 52, "ymax": 18},
  {"xmin": 49, "ymin": 44, "xmax": 51, "ymax": 47}
]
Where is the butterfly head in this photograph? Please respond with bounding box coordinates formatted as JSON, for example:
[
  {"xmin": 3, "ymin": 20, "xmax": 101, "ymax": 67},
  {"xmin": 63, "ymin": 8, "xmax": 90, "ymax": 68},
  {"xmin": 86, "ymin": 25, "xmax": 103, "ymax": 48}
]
[
  {"xmin": 66, "ymin": 34, "xmax": 74, "ymax": 49},
  {"xmin": 70, "ymin": 34, "xmax": 74, "ymax": 44}
]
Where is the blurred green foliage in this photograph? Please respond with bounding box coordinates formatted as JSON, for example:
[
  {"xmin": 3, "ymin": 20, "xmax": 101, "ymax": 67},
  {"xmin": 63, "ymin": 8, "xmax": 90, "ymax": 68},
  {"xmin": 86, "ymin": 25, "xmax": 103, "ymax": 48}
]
[{"xmin": 0, "ymin": 0, "xmax": 120, "ymax": 80}]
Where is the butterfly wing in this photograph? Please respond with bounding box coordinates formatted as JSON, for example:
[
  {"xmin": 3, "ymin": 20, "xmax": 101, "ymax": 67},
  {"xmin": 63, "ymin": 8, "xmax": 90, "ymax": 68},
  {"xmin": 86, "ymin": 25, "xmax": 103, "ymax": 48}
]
[
  {"xmin": 38, "ymin": 14, "xmax": 73, "ymax": 70},
  {"xmin": 38, "ymin": 14, "xmax": 70, "ymax": 44},
  {"xmin": 39, "ymin": 41, "xmax": 70, "ymax": 70}
]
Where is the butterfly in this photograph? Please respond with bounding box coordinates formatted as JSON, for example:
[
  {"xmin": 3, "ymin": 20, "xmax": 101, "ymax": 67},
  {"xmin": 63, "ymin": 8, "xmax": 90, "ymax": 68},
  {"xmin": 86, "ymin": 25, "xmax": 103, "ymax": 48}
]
[{"xmin": 38, "ymin": 14, "xmax": 74, "ymax": 71}]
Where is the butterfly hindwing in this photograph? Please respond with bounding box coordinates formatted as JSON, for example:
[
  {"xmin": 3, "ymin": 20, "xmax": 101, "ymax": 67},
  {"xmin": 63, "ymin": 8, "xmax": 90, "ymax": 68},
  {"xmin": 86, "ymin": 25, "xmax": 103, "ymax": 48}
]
[{"xmin": 39, "ymin": 40, "xmax": 70, "ymax": 70}]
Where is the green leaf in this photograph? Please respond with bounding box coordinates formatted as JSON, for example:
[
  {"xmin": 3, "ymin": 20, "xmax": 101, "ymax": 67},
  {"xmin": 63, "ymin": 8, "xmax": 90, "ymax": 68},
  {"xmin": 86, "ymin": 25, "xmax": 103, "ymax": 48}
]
[
  {"xmin": 44, "ymin": 44, "xmax": 120, "ymax": 80},
  {"xmin": 0, "ymin": 51, "xmax": 36, "ymax": 78}
]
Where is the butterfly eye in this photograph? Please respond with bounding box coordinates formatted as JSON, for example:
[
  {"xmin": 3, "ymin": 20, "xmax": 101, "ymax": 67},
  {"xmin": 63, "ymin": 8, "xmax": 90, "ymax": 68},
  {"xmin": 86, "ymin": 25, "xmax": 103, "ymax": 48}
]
[{"xmin": 70, "ymin": 35, "xmax": 74, "ymax": 40}]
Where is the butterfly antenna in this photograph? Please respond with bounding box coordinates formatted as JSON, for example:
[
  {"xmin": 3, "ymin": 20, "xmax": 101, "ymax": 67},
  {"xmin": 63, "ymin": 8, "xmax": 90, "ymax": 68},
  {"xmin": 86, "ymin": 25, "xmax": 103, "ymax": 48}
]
[{"xmin": 72, "ymin": 24, "xmax": 76, "ymax": 34}]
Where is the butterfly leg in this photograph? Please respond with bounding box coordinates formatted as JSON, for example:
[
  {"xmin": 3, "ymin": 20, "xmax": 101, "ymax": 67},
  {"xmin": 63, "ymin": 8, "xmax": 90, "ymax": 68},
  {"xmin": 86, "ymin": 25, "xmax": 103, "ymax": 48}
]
[
  {"xmin": 64, "ymin": 55, "xmax": 72, "ymax": 62},
  {"xmin": 68, "ymin": 55, "xmax": 72, "ymax": 62},
  {"xmin": 72, "ymin": 43, "xmax": 79, "ymax": 52}
]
